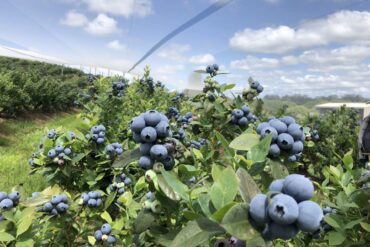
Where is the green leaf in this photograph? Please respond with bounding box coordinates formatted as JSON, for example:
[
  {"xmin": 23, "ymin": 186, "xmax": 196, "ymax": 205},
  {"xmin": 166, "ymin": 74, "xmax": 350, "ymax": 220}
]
[
  {"xmin": 209, "ymin": 166, "xmax": 238, "ymax": 210},
  {"xmin": 16, "ymin": 212, "xmax": 34, "ymax": 237},
  {"xmin": 221, "ymin": 203, "xmax": 259, "ymax": 240},
  {"xmin": 112, "ymin": 217, "xmax": 124, "ymax": 231},
  {"xmin": 360, "ymin": 222, "xmax": 370, "ymax": 232},
  {"xmin": 327, "ymin": 231, "xmax": 346, "ymax": 245},
  {"xmin": 342, "ymin": 150, "xmax": 353, "ymax": 170},
  {"xmin": 88, "ymin": 236, "xmax": 96, "ymax": 245},
  {"xmin": 270, "ymin": 160, "xmax": 289, "ymax": 179},
  {"xmin": 0, "ymin": 232, "xmax": 15, "ymax": 242},
  {"xmin": 230, "ymin": 133, "xmax": 260, "ymax": 151},
  {"xmin": 236, "ymin": 168, "xmax": 261, "ymax": 203},
  {"xmin": 104, "ymin": 190, "xmax": 117, "ymax": 210},
  {"xmin": 71, "ymin": 153, "xmax": 85, "ymax": 164},
  {"xmin": 248, "ymin": 134, "xmax": 272, "ymax": 163},
  {"xmin": 170, "ymin": 221, "xmax": 212, "ymax": 247},
  {"xmin": 344, "ymin": 218, "xmax": 363, "ymax": 229},
  {"xmin": 198, "ymin": 193, "xmax": 213, "ymax": 217},
  {"xmin": 247, "ymin": 235, "xmax": 269, "ymax": 247},
  {"xmin": 324, "ymin": 214, "xmax": 342, "ymax": 228},
  {"xmin": 160, "ymin": 168, "xmax": 189, "ymax": 201},
  {"xmin": 157, "ymin": 174, "xmax": 181, "ymax": 201},
  {"xmin": 112, "ymin": 148, "xmax": 141, "ymax": 168},
  {"xmin": 215, "ymin": 131, "xmax": 235, "ymax": 158},
  {"xmin": 15, "ymin": 239, "xmax": 34, "ymax": 247},
  {"xmin": 212, "ymin": 203, "xmax": 236, "ymax": 222},
  {"xmin": 349, "ymin": 187, "xmax": 370, "ymax": 209},
  {"xmin": 133, "ymin": 210, "xmax": 156, "ymax": 234},
  {"xmin": 100, "ymin": 211, "xmax": 112, "ymax": 224}
]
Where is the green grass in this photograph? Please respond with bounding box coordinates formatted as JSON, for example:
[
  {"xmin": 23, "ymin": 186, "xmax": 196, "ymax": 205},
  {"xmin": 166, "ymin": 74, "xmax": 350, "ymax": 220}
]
[{"xmin": 0, "ymin": 112, "xmax": 82, "ymax": 195}]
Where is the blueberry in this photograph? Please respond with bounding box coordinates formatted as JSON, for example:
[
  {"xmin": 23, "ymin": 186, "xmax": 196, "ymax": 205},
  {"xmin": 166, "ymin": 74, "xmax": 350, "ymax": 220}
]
[
  {"xmin": 55, "ymin": 145, "xmax": 64, "ymax": 153},
  {"xmin": 238, "ymin": 117, "xmax": 248, "ymax": 127},
  {"xmin": 250, "ymin": 81, "xmax": 260, "ymax": 89},
  {"xmin": 31, "ymin": 192, "xmax": 40, "ymax": 198},
  {"xmin": 140, "ymin": 143, "xmax": 154, "ymax": 155},
  {"xmin": 262, "ymin": 222, "xmax": 298, "ymax": 240},
  {"xmin": 249, "ymin": 194, "xmax": 270, "ymax": 226},
  {"xmin": 140, "ymin": 127, "xmax": 157, "ymax": 143},
  {"xmin": 96, "ymin": 198, "xmax": 102, "ymax": 206},
  {"xmin": 115, "ymin": 148, "xmax": 123, "ymax": 155},
  {"xmin": 144, "ymin": 110, "xmax": 162, "ymax": 127},
  {"xmin": 98, "ymin": 131, "xmax": 105, "ymax": 138},
  {"xmin": 48, "ymin": 149, "xmax": 57, "ymax": 158},
  {"xmin": 261, "ymin": 127, "xmax": 278, "ymax": 142},
  {"xmin": 106, "ymin": 145, "xmax": 115, "ymax": 154},
  {"xmin": 96, "ymin": 138, "xmax": 105, "ymax": 144},
  {"xmin": 163, "ymin": 156, "xmax": 175, "ymax": 170},
  {"xmin": 280, "ymin": 116, "xmax": 295, "ymax": 126},
  {"xmin": 139, "ymin": 156, "xmax": 154, "ymax": 170},
  {"xmin": 297, "ymin": 201, "xmax": 323, "ymax": 233},
  {"xmin": 56, "ymin": 202, "xmax": 68, "ymax": 213},
  {"xmin": 288, "ymin": 155, "xmax": 297, "ymax": 163},
  {"xmin": 257, "ymin": 122, "xmax": 270, "ymax": 134},
  {"xmin": 64, "ymin": 148, "xmax": 72, "ymax": 155},
  {"xmin": 8, "ymin": 191, "xmax": 20, "ymax": 201},
  {"xmin": 118, "ymin": 188, "xmax": 125, "ymax": 194},
  {"xmin": 159, "ymin": 113, "xmax": 169, "ymax": 122},
  {"xmin": 268, "ymin": 179, "xmax": 284, "ymax": 192},
  {"xmin": 155, "ymin": 121, "xmax": 170, "ymax": 138},
  {"xmin": 323, "ymin": 207, "xmax": 332, "ymax": 215},
  {"xmin": 150, "ymin": 144, "xmax": 168, "ymax": 161},
  {"xmin": 51, "ymin": 195, "xmax": 62, "ymax": 205},
  {"xmin": 58, "ymin": 153, "xmax": 65, "ymax": 159},
  {"xmin": 277, "ymin": 133, "xmax": 294, "ymax": 150},
  {"xmin": 101, "ymin": 223, "xmax": 112, "ymax": 234},
  {"xmin": 130, "ymin": 116, "xmax": 146, "ymax": 133},
  {"xmin": 98, "ymin": 125, "xmax": 106, "ymax": 132},
  {"xmin": 291, "ymin": 141, "xmax": 304, "ymax": 154},
  {"xmin": 283, "ymin": 174, "xmax": 314, "ymax": 202},
  {"xmin": 206, "ymin": 65, "xmax": 214, "ymax": 74},
  {"xmin": 112, "ymin": 143, "xmax": 122, "ymax": 149},
  {"xmin": 232, "ymin": 109, "xmax": 244, "ymax": 119},
  {"xmin": 88, "ymin": 191, "xmax": 99, "ymax": 199},
  {"xmin": 43, "ymin": 202, "xmax": 53, "ymax": 212},
  {"xmin": 185, "ymin": 112, "xmax": 193, "ymax": 119},
  {"xmin": 267, "ymin": 194, "xmax": 299, "ymax": 225},
  {"xmin": 268, "ymin": 144, "xmax": 280, "ymax": 158},
  {"xmin": 133, "ymin": 132, "xmax": 143, "ymax": 143},
  {"xmin": 231, "ymin": 115, "xmax": 238, "ymax": 124},
  {"xmin": 81, "ymin": 193, "xmax": 89, "ymax": 204},
  {"xmin": 88, "ymin": 199, "xmax": 97, "ymax": 207},
  {"xmin": 241, "ymin": 105, "xmax": 250, "ymax": 115},
  {"xmin": 246, "ymin": 112, "xmax": 254, "ymax": 121},
  {"xmin": 0, "ymin": 199, "xmax": 14, "ymax": 210},
  {"xmin": 256, "ymin": 85, "xmax": 264, "ymax": 93},
  {"xmin": 287, "ymin": 123, "xmax": 303, "ymax": 140},
  {"xmin": 47, "ymin": 130, "xmax": 56, "ymax": 138},
  {"xmin": 95, "ymin": 230, "xmax": 103, "ymax": 240},
  {"xmin": 107, "ymin": 236, "xmax": 116, "ymax": 244},
  {"xmin": 124, "ymin": 177, "xmax": 132, "ymax": 185},
  {"xmin": 146, "ymin": 191, "xmax": 155, "ymax": 201},
  {"xmin": 269, "ymin": 119, "xmax": 288, "ymax": 134},
  {"xmin": 300, "ymin": 132, "xmax": 306, "ymax": 142},
  {"xmin": 51, "ymin": 208, "xmax": 59, "ymax": 215},
  {"xmin": 213, "ymin": 64, "xmax": 219, "ymax": 71}
]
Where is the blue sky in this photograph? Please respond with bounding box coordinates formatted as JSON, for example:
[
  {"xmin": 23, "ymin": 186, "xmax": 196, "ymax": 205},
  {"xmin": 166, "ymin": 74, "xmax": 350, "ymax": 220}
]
[{"xmin": 0, "ymin": 0, "xmax": 370, "ymax": 96}]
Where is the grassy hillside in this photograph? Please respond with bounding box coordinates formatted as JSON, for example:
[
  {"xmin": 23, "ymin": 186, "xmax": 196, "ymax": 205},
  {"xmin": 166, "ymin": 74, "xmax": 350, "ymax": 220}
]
[{"xmin": 0, "ymin": 112, "xmax": 82, "ymax": 195}]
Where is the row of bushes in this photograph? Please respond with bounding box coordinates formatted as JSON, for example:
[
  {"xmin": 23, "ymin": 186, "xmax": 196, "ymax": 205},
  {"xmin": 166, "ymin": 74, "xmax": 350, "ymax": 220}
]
[{"xmin": 0, "ymin": 56, "xmax": 89, "ymax": 117}]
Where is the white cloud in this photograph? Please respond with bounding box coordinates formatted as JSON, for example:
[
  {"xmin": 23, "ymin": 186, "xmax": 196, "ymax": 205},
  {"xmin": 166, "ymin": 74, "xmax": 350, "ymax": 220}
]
[
  {"xmin": 157, "ymin": 44, "xmax": 191, "ymax": 62},
  {"xmin": 189, "ymin": 53, "xmax": 216, "ymax": 64},
  {"xmin": 81, "ymin": 0, "xmax": 153, "ymax": 18},
  {"xmin": 156, "ymin": 64, "xmax": 185, "ymax": 75},
  {"xmin": 84, "ymin": 14, "xmax": 119, "ymax": 36},
  {"xmin": 60, "ymin": 10, "xmax": 88, "ymax": 27},
  {"xmin": 230, "ymin": 56, "xmax": 279, "ymax": 70},
  {"xmin": 230, "ymin": 10, "xmax": 370, "ymax": 53},
  {"xmin": 107, "ymin": 40, "xmax": 126, "ymax": 51}
]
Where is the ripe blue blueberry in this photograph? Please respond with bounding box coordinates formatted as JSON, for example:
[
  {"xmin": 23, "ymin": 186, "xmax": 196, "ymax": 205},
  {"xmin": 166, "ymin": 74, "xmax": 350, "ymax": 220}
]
[
  {"xmin": 96, "ymin": 198, "xmax": 102, "ymax": 206},
  {"xmin": 261, "ymin": 127, "xmax": 278, "ymax": 142},
  {"xmin": 56, "ymin": 202, "xmax": 68, "ymax": 213},
  {"xmin": 47, "ymin": 130, "xmax": 56, "ymax": 138},
  {"xmin": 140, "ymin": 127, "xmax": 157, "ymax": 143},
  {"xmin": 92, "ymin": 134, "xmax": 98, "ymax": 140},
  {"xmin": 101, "ymin": 223, "xmax": 112, "ymax": 234},
  {"xmin": 269, "ymin": 119, "xmax": 288, "ymax": 134},
  {"xmin": 58, "ymin": 153, "xmax": 65, "ymax": 159},
  {"xmin": 8, "ymin": 192, "xmax": 20, "ymax": 201},
  {"xmin": 206, "ymin": 65, "xmax": 214, "ymax": 74},
  {"xmin": 287, "ymin": 123, "xmax": 304, "ymax": 140},
  {"xmin": 163, "ymin": 156, "xmax": 175, "ymax": 170},
  {"xmin": 144, "ymin": 110, "xmax": 162, "ymax": 127},
  {"xmin": 0, "ymin": 199, "xmax": 13, "ymax": 210},
  {"xmin": 297, "ymin": 200, "xmax": 323, "ymax": 233},
  {"xmin": 146, "ymin": 191, "xmax": 155, "ymax": 201},
  {"xmin": 139, "ymin": 156, "xmax": 154, "ymax": 170},
  {"xmin": 55, "ymin": 146, "xmax": 64, "ymax": 153},
  {"xmin": 106, "ymin": 145, "xmax": 115, "ymax": 154},
  {"xmin": 124, "ymin": 177, "xmax": 132, "ymax": 185},
  {"xmin": 232, "ymin": 109, "xmax": 244, "ymax": 119},
  {"xmin": 64, "ymin": 148, "xmax": 72, "ymax": 155},
  {"xmin": 155, "ymin": 121, "xmax": 170, "ymax": 138},
  {"xmin": 140, "ymin": 143, "xmax": 153, "ymax": 155},
  {"xmin": 241, "ymin": 105, "xmax": 250, "ymax": 115},
  {"xmin": 94, "ymin": 230, "xmax": 103, "ymax": 240},
  {"xmin": 88, "ymin": 199, "xmax": 97, "ymax": 207},
  {"xmin": 43, "ymin": 202, "xmax": 53, "ymax": 212},
  {"xmin": 51, "ymin": 195, "xmax": 62, "ymax": 205},
  {"xmin": 256, "ymin": 85, "xmax": 264, "ymax": 93},
  {"xmin": 107, "ymin": 236, "xmax": 116, "ymax": 244},
  {"xmin": 150, "ymin": 144, "xmax": 168, "ymax": 161},
  {"xmin": 257, "ymin": 122, "xmax": 270, "ymax": 134},
  {"xmin": 291, "ymin": 141, "xmax": 304, "ymax": 154},
  {"xmin": 280, "ymin": 116, "xmax": 295, "ymax": 126},
  {"xmin": 277, "ymin": 133, "xmax": 294, "ymax": 150},
  {"xmin": 115, "ymin": 148, "xmax": 123, "ymax": 155},
  {"xmin": 96, "ymin": 138, "xmax": 105, "ymax": 144},
  {"xmin": 51, "ymin": 208, "xmax": 58, "ymax": 215},
  {"xmin": 0, "ymin": 192, "xmax": 7, "ymax": 201},
  {"xmin": 130, "ymin": 116, "xmax": 146, "ymax": 133},
  {"xmin": 88, "ymin": 191, "xmax": 99, "ymax": 199},
  {"xmin": 98, "ymin": 125, "xmax": 106, "ymax": 132},
  {"xmin": 98, "ymin": 131, "xmax": 105, "ymax": 138},
  {"xmin": 288, "ymin": 155, "xmax": 297, "ymax": 163},
  {"xmin": 238, "ymin": 117, "xmax": 248, "ymax": 126},
  {"xmin": 283, "ymin": 174, "xmax": 314, "ymax": 202},
  {"xmin": 249, "ymin": 194, "xmax": 269, "ymax": 226},
  {"xmin": 81, "ymin": 193, "xmax": 89, "ymax": 204},
  {"xmin": 213, "ymin": 64, "xmax": 219, "ymax": 71},
  {"xmin": 118, "ymin": 188, "xmax": 125, "ymax": 194},
  {"xmin": 48, "ymin": 149, "xmax": 57, "ymax": 158},
  {"xmin": 262, "ymin": 222, "xmax": 298, "ymax": 240},
  {"xmin": 250, "ymin": 81, "xmax": 260, "ymax": 89},
  {"xmin": 268, "ymin": 179, "xmax": 285, "ymax": 192},
  {"xmin": 133, "ymin": 132, "xmax": 143, "ymax": 143},
  {"xmin": 267, "ymin": 194, "xmax": 299, "ymax": 225},
  {"xmin": 268, "ymin": 144, "xmax": 281, "ymax": 158}
]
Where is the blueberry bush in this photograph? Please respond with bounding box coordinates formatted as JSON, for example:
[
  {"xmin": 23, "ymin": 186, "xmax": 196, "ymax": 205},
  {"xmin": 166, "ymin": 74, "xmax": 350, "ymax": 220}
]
[{"xmin": 0, "ymin": 64, "xmax": 369, "ymax": 246}]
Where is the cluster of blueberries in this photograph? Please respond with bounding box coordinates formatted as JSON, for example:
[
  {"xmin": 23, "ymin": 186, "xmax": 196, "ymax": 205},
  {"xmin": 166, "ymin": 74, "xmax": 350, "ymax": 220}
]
[
  {"xmin": 130, "ymin": 110, "xmax": 175, "ymax": 170},
  {"xmin": 174, "ymin": 127, "xmax": 186, "ymax": 141},
  {"xmin": 111, "ymin": 81, "xmax": 127, "ymax": 97},
  {"xmin": 81, "ymin": 191, "xmax": 102, "ymax": 208},
  {"xmin": 47, "ymin": 145, "xmax": 72, "ymax": 160},
  {"xmin": 171, "ymin": 92, "xmax": 184, "ymax": 103},
  {"xmin": 311, "ymin": 129, "xmax": 320, "ymax": 141},
  {"xmin": 94, "ymin": 223, "xmax": 116, "ymax": 244},
  {"xmin": 257, "ymin": 116, "xmax": 305, "ymax": 162},
  {"xmin": 0, "ymin": 191, "xmax": 20, "ymax": 212},
  {"xmin": 250, "ymin": 81, "xmax": 264, "ymax": 94},
  {"xmin": 142, "ymin": 191, "xmax": 161, "ymax": 214},
  {"xmin": 231, "ymin": 105, "xmax": 258, "ymax": 127},
  {"xmin": 249, "ymin": 174, "xmax": 323, "ymax": 240},
  {"xmin": 38, "ymin": 194, "xmax": 69, "ymax": 215},
  {"xmin": 206, "ymin": 64, "xmax": 219, "ymax": 76},
  {"xmin": 85, "ymin": 125, "xmax": 106, "ymax": 145},
  {"xmin": 109, "ymin": 173, "xmax": 132, "ymax": 195},
  {"xmin": 177, "ymin": 112, "xmax": 193, "ymax": 127},
  {"xmin": 214, "ymin": 237, "xmax": 245, "ymax": 247},
  {"xmin": 47, "ymin": 129, "xmax": 57, "ymax": 139},
  {"xmin": 106, "ymin": 143, "xmax": 124, "ymax": 157},
  {"xmin": 139, "ymin": 77, "xmax": 155, "ymax": 92},
  {"xmin": 189, "ymin": 139, "xmax": 207, "ymax": 149}
]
